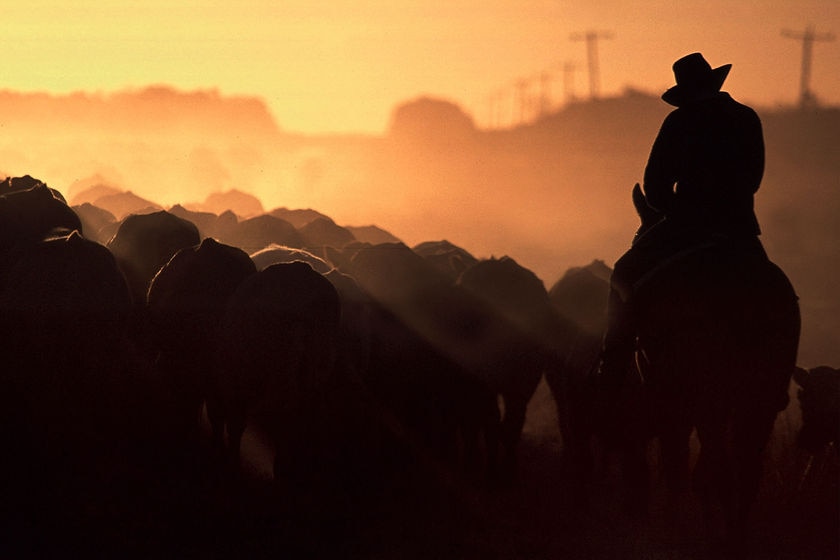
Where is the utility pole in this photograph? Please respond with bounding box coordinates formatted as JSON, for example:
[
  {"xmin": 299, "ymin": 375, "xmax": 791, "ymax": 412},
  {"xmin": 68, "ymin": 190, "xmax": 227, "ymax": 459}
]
[
  {"xmin": 781, "ymin": 24, "xmax": 835, "ymax": 108},
  {"xmin": 563, "ymin": 61, "xmax": 577, "ymax": 102},
  {"xmin": 514, "ymin": 77, "xmax": 533, "ymax": 124},
  {"xmin": 535, "ymin": 70, "xmax": 556, "ymax": 118},
  {"xmin": 570, "ymin": 30, "xmax": 613, "ymax": 99}
]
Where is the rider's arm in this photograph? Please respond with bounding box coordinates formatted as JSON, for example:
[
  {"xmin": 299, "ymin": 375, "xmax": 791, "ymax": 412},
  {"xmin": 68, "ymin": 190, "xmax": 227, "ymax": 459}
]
[{"xmin": 643, "ymin": 112, "xmax": 679, "ymax": 214}]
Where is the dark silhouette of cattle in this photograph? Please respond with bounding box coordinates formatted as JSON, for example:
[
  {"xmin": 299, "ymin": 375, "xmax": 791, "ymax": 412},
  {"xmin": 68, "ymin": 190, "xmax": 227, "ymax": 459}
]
[
  {"xmin": 92, "ymin": 190, "xmax": 162, "ymax": 219},
  {"xmin": 298, "ymin": 216, "xmax": 356, "ymax": 252},
  {"xmin": 323, "ymin": 268, "xmax": 373, "ymax": 383},
  {"xmin": 360, "ymin": 291, "xmax": 496, "ymax": 475},
  {"xmin": 348, "ymin": 243, "xmax": 552, "ymax": 483},
  {"xmin": 0, "ymin": 181, "xmax": 82, "ymax": 264},
  {"xmin": 456, "ymin": 256, "xmax": 568, "ymax": 480},
  {"xmin": 146, "ymin": 238, "xmax": 257, "ymax": 442},
  {"xmin": 1, "ymin": 230, "xmax": 132, "ymax": 436},
  {"xmin": 344, "ymin": 224, "xmax": 402, "ymax": 246},
  {"xmin": 212, "ymin": 261, "xmax": 342, "ymax": 484},
  {"xmin": 413, "ymin": 239, "xmax": 479, "ymax": 282},
  {"xmin": 793, "ymin": 366, "xmax": 839, "ymax": 453},
  {"xmin": 164, "ymin": 205, "xmax": 238, "ymax": 245},
  {"xmin": 0, "ymin": 174, "xmax": 69, "ymax": 203},
  {"xmin": 107, "ymin": 210, "xmax": 201, "ymax": 305},
  {"xmin": 217, "ymin": 214, "xmax": 304, "ymax": 254},
  {"xmin": 72, "ymin": 202, "xmax": 118, "ymax": 244},
  {"xmin": 168, "ymin": 204, "xmax": 225, "ymax": 240},
  {"xmin": 202, "ymin": 189, "xmax": 264, "ymax": 217},
  {"xmin": 346, "ymin": 244, "xmax": 492, "ymax": 469},
  {"xmin": 0, "ymin": 230, "xmax": 137, "ymax": 548},
  {"xmin": 268, "ymin": 207, "xmax": 331, "ymax": 229},
  {"xmin": 0, "ymin": 174, "xmax": 44, "ymax": 194},
  {"xmin": 68, "ymin": 183, "xmax": 122, "ymax": 206},
  {"xmin": 249, "ymin": 243, "xmax": 376, "ymax": 407},
  {"xmin": 322, "ymin": 240, "xmax": 374, "ymax": 274},
  {"xmin": 250, "ymin": 244, "xmax": 332, "ymax": 274},
  {"xmin": 545, "ymin": 261, "xmax": 615, "ymax": 482}
]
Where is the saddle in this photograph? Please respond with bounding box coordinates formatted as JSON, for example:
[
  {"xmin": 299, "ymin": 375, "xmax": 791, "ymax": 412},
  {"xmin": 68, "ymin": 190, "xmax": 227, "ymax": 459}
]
[{"xmin": 636, "ymin": 235, "xmax": 764, "ymax": 294}]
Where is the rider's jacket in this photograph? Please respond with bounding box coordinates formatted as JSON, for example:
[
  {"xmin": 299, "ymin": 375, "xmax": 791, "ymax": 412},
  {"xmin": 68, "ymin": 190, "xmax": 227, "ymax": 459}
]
[{"xmin": 643, "ymin": 91, "xmax": 764, "ymax": 238}]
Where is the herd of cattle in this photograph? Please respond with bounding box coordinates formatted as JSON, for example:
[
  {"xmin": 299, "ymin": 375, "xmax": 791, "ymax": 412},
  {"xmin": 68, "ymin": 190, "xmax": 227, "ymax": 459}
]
[{"xmin": 0, "ymin": 175, "xmax": 836, "ymax": 556}]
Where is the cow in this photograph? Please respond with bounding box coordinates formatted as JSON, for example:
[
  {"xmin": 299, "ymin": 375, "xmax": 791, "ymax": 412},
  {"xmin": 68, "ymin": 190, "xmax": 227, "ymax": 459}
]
[
  {"xmin": 146, "ymin": 238, "xmax": 257, "ymax": 444},
  {"xmin": 168, "ymin": 204, "xmax": 224, "ymax": 240},
  {"xmin": 0, "ymin": 229, "xmax": 136, "ymax": 549},
  {"xmin": 107, "ymin": 210, "xmax": 201, "ymax": 306},
  {"xmin": 545, "ymin": 261, "xmax": 615, "ymax": 483},
  {"xmin": 413, "ymin": 239, "xmax": 478, "ymax": 283},
  {"xmin": 297, "ymin": 216, "xmax": 356, "ymax": 253},
  {"xmin": 0, "ymin": 174, "xmax": 68, "ymax": 203},
  {"xmin": 217, "ymin": 214, "xmax": 303, "ymax": 255},
  {"xmin": 0, "ymin": 181, "xmax": 82, "ymax": 268},
  {"xmin": 72, "ymin": 202, "xmax": 118, "ymax": 245},
  {"xmin": 456, "ymin": 256, "xmax": 570, "ymax": 481},
  {"xmin": 248, "ymin": 244, "xmax": 371, "ymax": 386},
  {"xmin": 793, "ymin": 366, "xmax": 840, "ymax": 453},
  {"xmin": 348, "ymin": 243, "xmax": 543, "ymax": 484},
  {"xmin": 0, "ymin": 229, "xmax": 133, "ymax": 440},
  {"xmin": 212, "ymin": 261, "xmax": 343, "ymax": 485},
  {"xmin": 250, "ymin": 244, "xmax": 333, "ymax": 274}
]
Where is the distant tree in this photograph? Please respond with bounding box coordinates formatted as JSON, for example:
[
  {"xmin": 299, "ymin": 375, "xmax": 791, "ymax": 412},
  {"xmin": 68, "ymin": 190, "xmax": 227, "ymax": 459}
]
[{"xmin": 387, "ymin": 96, "xmax": 476, "ymax": 145}]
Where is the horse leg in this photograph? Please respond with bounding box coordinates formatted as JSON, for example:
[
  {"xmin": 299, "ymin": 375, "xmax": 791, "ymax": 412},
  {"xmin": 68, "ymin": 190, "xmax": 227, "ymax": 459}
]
[
  {"xmin": 656, "ymin": 414, "xmax": 694, "ymax": 539},
  {"xmin": 694, "ymin": 412, "xmax": 735, "ymax": 546},
  {"xmin": 727, "ymin": 406, "xmax": 778, "ymax": 551},
  {"xmin": 618, "ymin": 431, "xmax": 650, "ymax": 517},
  {"xmin": 659, "ymin": 413, "xmax": 693, "ymax": 495}
]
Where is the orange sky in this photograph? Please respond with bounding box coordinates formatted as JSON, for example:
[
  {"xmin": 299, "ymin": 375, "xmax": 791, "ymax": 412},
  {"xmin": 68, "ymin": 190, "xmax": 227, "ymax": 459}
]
[{"xmin": 3, "ymin": 1, "xmax": 839, "ymax": 134}]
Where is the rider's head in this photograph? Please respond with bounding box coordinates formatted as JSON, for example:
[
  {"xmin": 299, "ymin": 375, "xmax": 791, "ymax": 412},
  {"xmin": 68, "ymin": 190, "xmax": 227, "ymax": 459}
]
[{"xmin": 661, "ymin": 52, "xmax": 731, "ymax": 107}]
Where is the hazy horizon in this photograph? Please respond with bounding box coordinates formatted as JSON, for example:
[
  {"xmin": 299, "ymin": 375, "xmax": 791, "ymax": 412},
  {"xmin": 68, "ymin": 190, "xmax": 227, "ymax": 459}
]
[{"xmin": 5, "ymin": 1, "xmax": 838, "ymax": 134}]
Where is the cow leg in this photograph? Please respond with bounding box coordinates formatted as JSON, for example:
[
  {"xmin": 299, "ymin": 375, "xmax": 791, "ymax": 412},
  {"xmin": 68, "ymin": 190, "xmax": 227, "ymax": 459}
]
[
  {"xmin": 226, "ymin": 413, "xmax": 246, "ymax": 476},
  {"xmin": 546, "ymin": 368, "xmax": 594, "ymax": 482},
  {"xmin": 498, "ymin": 393, "xmax": 528, "ymax": 483},
  {"xmin": 472, "ymin": 390, "xmax": 501, "ymax": 485}
]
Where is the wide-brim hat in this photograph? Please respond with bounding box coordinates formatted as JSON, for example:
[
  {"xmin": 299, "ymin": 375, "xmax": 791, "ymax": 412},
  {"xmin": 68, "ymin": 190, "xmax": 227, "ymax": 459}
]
[{"xmin": 662, "ymin": 52, "xmax": 731, "ymax": 107}]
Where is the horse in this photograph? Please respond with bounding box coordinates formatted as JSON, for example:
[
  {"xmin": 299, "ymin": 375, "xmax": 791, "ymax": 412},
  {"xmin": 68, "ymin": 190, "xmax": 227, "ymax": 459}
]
[{"xmin": 624, "ymin": 184, "xmax": 801, "ymax": 553}]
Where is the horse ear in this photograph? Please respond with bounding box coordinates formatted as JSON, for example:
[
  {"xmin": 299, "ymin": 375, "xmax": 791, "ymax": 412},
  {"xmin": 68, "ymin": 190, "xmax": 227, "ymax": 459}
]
[
  {"xmin": 633, "ymin": 183, "xmax": 652, "ymax": 217},
  {"xmin": 792, "ymin": 366, "xmax": 810, "ymax": 388},
  {"xmin": 632, "ymin": 183, "xmax": 663, "ymax": 229},
  {"xmin": 632, "ymin": 183, "xmax": 645, "ymax": 208}
]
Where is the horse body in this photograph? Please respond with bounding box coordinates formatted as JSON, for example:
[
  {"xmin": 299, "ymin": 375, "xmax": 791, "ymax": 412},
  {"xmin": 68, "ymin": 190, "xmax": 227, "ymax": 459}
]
[{"xmin": 632, "ymin": 236, "xmax": 800, "ymax": 548}]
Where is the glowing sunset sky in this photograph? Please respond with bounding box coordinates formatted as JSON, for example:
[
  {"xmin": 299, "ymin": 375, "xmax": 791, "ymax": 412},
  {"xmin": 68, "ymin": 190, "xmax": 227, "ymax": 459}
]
[{"xmin": 4, "ymin": 1, "xmax": 839, "ymax": 134}]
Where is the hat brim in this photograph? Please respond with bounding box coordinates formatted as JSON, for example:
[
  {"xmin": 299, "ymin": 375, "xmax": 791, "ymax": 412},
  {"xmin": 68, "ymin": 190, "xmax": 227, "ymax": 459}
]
[{"xmin": 661, "ymin": 64, "xmax": 732, "ymax": 106}]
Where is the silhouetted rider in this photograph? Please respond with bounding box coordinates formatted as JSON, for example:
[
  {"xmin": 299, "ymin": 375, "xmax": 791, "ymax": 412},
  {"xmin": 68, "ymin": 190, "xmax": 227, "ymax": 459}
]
[{"xmin": 599, "ymin": 52, "xmax": 767, "ymax": 386}]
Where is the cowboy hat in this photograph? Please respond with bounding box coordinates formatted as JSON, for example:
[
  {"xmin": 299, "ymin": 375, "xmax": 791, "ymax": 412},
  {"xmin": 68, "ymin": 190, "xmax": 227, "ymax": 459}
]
[{"xmin": 661, "ymin": 52, "xmax": 731, "ymax": 107}]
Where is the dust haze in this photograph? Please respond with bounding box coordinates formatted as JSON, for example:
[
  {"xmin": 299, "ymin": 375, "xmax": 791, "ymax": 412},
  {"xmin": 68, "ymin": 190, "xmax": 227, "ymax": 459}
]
[{"xmin": 0, "ymin": 85, "xmax": 836, "ymax": 367}]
